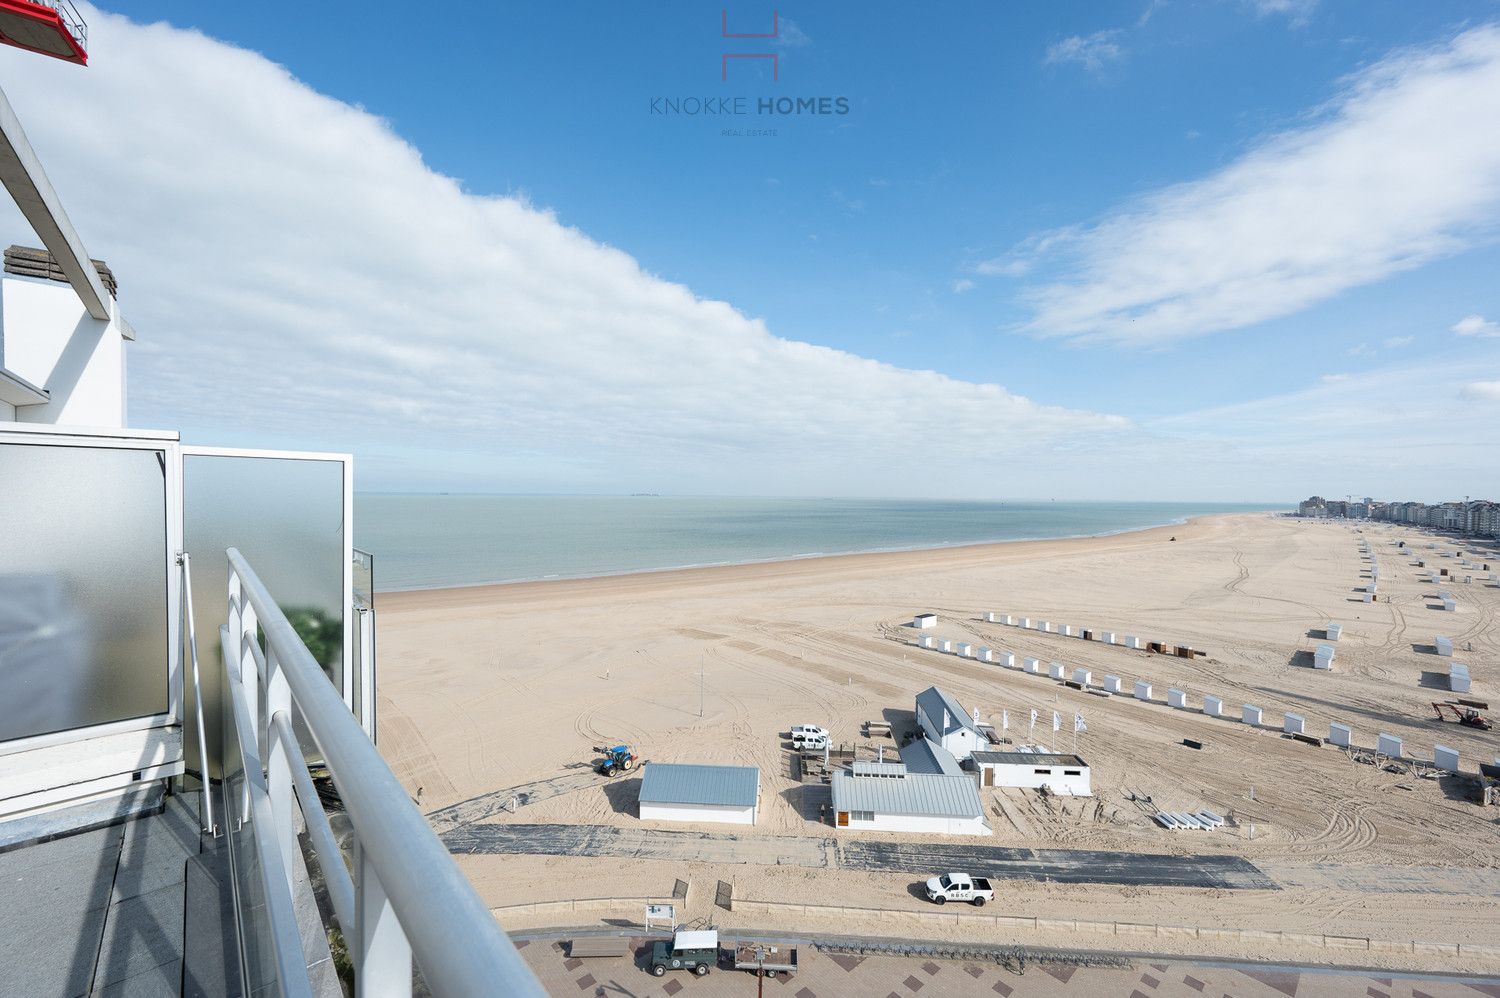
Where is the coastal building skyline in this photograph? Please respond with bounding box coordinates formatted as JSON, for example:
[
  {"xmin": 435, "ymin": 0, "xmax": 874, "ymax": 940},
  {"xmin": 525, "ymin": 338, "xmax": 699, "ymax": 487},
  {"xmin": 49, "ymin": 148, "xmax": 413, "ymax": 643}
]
[
  {"xmin": 1296, "ymin": 495, "xmax": 1500, "ymax": 537},
  {"xmin": 0, "ymin": 4, "xmax": 1496, "ymax": 500}
]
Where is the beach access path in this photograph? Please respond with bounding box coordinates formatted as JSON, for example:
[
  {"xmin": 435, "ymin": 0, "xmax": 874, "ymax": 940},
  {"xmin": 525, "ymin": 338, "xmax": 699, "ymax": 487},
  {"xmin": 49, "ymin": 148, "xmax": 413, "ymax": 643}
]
[{"xmin": 440, "ymin": 822, "xmax": 1276, "ymax": 890}]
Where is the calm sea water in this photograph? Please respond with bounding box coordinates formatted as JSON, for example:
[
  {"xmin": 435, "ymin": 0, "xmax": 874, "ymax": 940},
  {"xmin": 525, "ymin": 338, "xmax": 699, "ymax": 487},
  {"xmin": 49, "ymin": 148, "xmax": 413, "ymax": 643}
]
[{"xmin": 353, "ymin": 496, "xmax": 1284, "ymax": 592}]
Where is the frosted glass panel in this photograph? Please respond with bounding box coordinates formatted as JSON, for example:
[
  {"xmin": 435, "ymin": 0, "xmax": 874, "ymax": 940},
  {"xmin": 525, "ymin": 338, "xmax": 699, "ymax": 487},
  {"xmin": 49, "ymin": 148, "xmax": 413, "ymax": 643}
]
[
  {"xmin": 0, "ymin": 442, "xmax": 169, "ymax": 742},
  {"xmin": 183, "ymin": 454, "xmax": 345, "ymax": 772}
]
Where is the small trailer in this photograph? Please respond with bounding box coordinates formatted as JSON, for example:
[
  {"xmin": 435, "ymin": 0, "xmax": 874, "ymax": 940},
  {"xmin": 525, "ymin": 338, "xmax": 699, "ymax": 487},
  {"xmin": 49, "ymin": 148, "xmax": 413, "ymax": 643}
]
[{"xmin": 728, "ymin": 941, "xmax": 798, "ymax": 977}]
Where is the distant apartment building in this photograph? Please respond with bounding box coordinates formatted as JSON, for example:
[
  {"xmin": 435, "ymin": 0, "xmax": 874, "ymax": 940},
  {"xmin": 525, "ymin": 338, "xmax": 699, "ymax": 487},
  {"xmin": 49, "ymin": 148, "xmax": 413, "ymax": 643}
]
[
  {"xmin": 1297, "ymin": 496, "xmax": 1327, "ymax": 517},
  {"xmin": 1294, "ymin": 495, "xmax": 1498, "ymax": 538}
]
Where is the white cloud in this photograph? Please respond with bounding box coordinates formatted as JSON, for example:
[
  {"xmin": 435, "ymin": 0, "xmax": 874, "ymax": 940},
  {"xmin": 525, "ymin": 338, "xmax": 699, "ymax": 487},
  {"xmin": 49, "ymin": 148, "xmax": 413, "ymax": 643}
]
[
  {"xmin": 0, "ymin": 9, "xmax": 1130, "ymax": 496},
  {"xmin": 1320, "ymin": 373, "xmax": 1349, "ymax": 382},
  {"xmin": 1013, "ymin": 24, "xmax": 1500, "ymax": 347},
  {"xmin": 951, "ymin": 278, "xmax": 976, "ymax": 294},
  {"xmin": 1245, "ymin": 0, "xmax": 1318, "ymax": 27},
  {"xmin": 1460, "ymin": 380, "xmax": 1500, "ymax": 401},
  {"xmin": 1146, "ymin": 360, "xmax": 1500, "ymax": 496},
  {"xmin": 1044, "ymin": 31, "xmax": 1125, "ymax": 74},
  {"xmin": 1383, "ymin": 335, "xmax": 1413, "ymax": 348},
  {"xmin": 1452, "ymin": 313, "xmax": 1500, "ymax": 337}
]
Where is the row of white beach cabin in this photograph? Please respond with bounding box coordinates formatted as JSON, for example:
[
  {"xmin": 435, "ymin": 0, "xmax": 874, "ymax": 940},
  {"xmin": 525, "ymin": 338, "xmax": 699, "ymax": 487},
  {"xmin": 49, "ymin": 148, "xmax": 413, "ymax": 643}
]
[
  {"xmin": 979, "ymin": 612, "xmax": 1195, "ymax": 656},
  {"xmin": 908, "ymin": 619, "xmax": 1481, "ymax": 778}
]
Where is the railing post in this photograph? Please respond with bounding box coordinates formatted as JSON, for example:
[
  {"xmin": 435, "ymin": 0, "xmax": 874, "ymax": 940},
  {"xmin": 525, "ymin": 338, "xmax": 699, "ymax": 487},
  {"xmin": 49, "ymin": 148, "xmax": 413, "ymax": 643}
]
[
  {"xmin": 238, "ymin": 600, "xmax": 261, "ymax": 760},
  {"xmin": 356, "ymin": 841, "xmax": 413, "ymax": 998},
  {"xmin": 356, "ymin": 604, "xmax": 377, "ymax": 740},
  {"xmin": 266, "ymin": 646, "xmax": 296, "ymax": 891},
  {"xmin": 227, "ymin": 570, "xmax": 254, "ymax": 819}
]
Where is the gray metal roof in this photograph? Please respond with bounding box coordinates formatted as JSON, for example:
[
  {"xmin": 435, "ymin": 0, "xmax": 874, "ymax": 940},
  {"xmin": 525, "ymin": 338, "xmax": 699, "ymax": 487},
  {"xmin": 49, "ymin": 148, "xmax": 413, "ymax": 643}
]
[
  {"xmin": 831, "ymin": 770, "xmax": 982, "ymax": 819},
  {"xmin": 971, "ymin": 752, "xmax": 1087, "ymax": 768},
  {"xmin": 898, "ymin": 738, "xmax": 963, "ymax": 776},
  {"xmin": 851, "ymin": 761, "xmax": 907, "ymax": 778},
  {"xmin": 639, "ymin": 763, "xmax": 760, "ymax": 808},
  {"xmin": 915, "ymin": 685, "xmax": 978, "ymax": 736}
]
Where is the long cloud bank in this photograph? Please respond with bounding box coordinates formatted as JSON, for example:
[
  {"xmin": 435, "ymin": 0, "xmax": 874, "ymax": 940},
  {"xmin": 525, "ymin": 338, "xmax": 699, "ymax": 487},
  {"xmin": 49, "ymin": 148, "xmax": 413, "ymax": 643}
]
[{"xmin": 0, "ymin": 9, "xmax": 1127, "ymax": 496}]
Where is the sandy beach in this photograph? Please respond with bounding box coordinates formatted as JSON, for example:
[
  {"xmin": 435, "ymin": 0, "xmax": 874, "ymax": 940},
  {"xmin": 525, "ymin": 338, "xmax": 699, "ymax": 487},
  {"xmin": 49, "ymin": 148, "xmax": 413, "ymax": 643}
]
[{"xmin": 376, "ymin": 513, "xmax": 1500, "ymax": 970}]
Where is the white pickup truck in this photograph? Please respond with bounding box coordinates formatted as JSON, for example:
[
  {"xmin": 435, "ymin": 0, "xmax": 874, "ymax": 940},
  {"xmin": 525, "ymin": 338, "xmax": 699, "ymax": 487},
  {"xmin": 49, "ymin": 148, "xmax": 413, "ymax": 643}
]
[
  {"xmin": 924, "ymin": 872, "xmax": 995, "ymax": 906},
  {"xmin": 790, "ymin": 725, "xmax": 830, "ymax": 750}
]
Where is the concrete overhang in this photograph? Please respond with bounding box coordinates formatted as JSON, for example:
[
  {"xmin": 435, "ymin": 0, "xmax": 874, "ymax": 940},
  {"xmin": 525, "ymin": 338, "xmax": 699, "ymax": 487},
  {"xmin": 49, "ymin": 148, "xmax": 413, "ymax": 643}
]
[
  {"xmin": 0, "ymin": 364, "xmax": 47, "ymax": 405},
  {"xmin": 0, "ymin": 83, "xmax": 110, "ymax": 321}
]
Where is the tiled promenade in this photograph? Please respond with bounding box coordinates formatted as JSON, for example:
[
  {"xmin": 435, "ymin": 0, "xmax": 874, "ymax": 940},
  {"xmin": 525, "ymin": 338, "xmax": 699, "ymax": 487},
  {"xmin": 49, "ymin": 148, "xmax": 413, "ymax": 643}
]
[{"xmin": 516, "ymin": 935, "xmax": 1500, "ymax": 997}]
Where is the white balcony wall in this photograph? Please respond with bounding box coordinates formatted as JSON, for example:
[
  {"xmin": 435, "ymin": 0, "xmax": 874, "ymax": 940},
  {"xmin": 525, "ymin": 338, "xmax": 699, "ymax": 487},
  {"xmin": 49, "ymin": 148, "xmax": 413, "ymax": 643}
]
[{"xmin": 1, "ymin": 277, "xmax": 127, "ymax": 428}]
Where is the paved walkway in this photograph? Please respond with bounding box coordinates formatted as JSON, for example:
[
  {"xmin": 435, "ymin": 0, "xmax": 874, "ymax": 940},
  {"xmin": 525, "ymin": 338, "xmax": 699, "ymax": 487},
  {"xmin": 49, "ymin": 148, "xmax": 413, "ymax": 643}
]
[
  {"xmin": 515, "ymin": 935, "xmax": 1500, "ymax": 998},
  {"xmin": 442, "ymin": 823, "xmax": 1275, "ymax": 889},
  {"xmin": 0, "ymin": 789, "xmax": 196, "ymax": 997}
]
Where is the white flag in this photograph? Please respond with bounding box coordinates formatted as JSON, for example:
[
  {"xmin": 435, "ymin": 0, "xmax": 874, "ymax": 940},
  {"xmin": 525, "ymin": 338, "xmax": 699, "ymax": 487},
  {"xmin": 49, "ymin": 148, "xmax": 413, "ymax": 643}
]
[
  {"xmin": 1052, "ymin": 710, "xmax": 1061, "ymax": 732},
  {"xmin": 1074, "ymin": 711, "xmax": 1087, "ymax": 733},
  {"xmin": 1001, "ymin": 710, "xmax": 1009, "ymax": 731},
  {"xmin": 1029, "ymin": 708, "xmax": 1038, "ymax": 732}
]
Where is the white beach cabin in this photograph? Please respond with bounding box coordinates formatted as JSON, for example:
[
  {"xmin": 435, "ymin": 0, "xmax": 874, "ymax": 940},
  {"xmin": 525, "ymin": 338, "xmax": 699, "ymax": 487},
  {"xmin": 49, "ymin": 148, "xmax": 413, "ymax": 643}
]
[
  {"xmin": 831, "ymin": 762, "xmax": 989, "ymax": 836},
  {"xmin": 915, "ymin": 686, "xmax": 984, "ymax": 762},
  {"xmin": 638, "ymin": 763, "xmax": 760, "ymax": 826},
  {"xmin": 972, "ymin": 751, "xmax": 1092, "ymax": 796}
]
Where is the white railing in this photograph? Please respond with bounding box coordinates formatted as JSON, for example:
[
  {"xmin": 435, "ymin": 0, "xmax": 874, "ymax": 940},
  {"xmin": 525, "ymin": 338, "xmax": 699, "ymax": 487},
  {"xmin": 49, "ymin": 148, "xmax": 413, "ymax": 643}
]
[
  {"xmin": 222, "ymin": 547, "xmax": 543, "ymax": 997},
  {"xmin": 32, "ymin": 0, "xmax": 87, "ymax": 50}
]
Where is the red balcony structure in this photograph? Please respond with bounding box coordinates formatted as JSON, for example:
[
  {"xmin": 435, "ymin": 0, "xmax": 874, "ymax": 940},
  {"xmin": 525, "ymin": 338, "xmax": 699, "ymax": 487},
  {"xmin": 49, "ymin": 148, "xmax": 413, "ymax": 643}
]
[{"xmin": 0, "ymin": 0, "xmax": 88, "ymax": 65}]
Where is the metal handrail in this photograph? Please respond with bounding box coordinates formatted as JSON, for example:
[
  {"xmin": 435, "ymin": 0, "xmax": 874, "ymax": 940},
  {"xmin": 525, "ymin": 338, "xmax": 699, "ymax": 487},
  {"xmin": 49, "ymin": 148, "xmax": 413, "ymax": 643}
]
[
  {"xmin": 177, "ymin": 552, "xmax": 215, "ymax": 835},
  {"xmin": 227, "ymin": 548, "xmax": 543, "ymax": 997},
  {"xmin": 271, "ymin": 712, "xmax": 355, "ymax": 934},
  {"xmin": 31, "ymin": 0, "xmax": 88, "ymax": 48},
  {"xmin": 219, "ymin": 623, "xmax": 318, "ymax": 998}
]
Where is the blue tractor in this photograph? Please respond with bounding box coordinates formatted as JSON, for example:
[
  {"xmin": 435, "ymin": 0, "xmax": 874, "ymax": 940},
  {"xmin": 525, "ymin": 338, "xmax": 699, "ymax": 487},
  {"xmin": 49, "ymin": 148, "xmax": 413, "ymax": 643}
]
[{"xmin": 593, "ymin": 744, "xmax": 638, "ymax": 777}]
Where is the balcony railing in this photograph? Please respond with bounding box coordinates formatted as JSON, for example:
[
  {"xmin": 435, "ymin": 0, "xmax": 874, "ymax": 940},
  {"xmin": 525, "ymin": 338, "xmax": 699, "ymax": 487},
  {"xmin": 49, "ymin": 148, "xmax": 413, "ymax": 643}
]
[
  {"xmin": 30, "ymin": 0, "xmax": 88, "ymax": 49},
  {"xmin": 219, "ymin": 547, "xmax": 543, "ymax": 996}
]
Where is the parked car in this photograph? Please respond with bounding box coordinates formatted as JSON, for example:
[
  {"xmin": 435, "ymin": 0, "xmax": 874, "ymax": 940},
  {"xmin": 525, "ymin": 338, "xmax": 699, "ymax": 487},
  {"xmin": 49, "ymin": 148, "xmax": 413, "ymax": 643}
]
[
  {"xmin": 649, "ymin": 930, "xmax": 718, "ymax": 977},
  {"xmin": 924, "ymin": 872, "xmax": 994, "ymax": 906},
  {"xmin": 792, "ymin": 732, "xmax": 829, "ymax": 751},
  {"xmin": 789, "ymin": 724, "xmax": 828, "ymax": 741}
]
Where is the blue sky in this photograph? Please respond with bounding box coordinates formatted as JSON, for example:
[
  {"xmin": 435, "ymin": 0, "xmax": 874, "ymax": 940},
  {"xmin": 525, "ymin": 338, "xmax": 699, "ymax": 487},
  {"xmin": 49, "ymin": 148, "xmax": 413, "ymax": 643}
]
[{"xmin": 3, "ymin": 2, "xmax": 1499, "ymax": 498}]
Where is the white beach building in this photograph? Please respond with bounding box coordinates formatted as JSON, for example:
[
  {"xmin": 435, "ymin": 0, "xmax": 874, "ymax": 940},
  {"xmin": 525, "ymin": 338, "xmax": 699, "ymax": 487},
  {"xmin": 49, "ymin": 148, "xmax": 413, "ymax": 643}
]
[
  {"xmin": 913, "ymin": 613, "xmax": 937, "ymax": 629},
  {"xmin": 1449, "ymin": 662, "xmax": 1471, "ymax": 694},
  {"xmin": 915, "ymin": 686, "xmax": 984, "ymax": 761},
  {"xmin": 831, "ymin": 763, "xmax": 989, "ymax": 835},
  {"xmin": 971, "ymin": 751, "xmax": 1092, "ymax": 796},
  {"xmin": 1313, "ymin": 644, "xmax": 1335, "ymax": 670},
  {"xmin": 638, "ymin": 763, "xmax": 760, "ymax": 826}
]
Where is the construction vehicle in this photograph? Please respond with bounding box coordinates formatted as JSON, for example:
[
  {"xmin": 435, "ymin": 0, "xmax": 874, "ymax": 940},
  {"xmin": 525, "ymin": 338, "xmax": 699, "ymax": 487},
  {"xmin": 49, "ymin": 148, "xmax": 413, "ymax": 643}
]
[
  {"xmin": 593, "ymin": 744, "xmax": 638, "ymax": 777},
  {"xmin": 1431, "ymin": 702, "xmax": 1493, "ymax": 731}
]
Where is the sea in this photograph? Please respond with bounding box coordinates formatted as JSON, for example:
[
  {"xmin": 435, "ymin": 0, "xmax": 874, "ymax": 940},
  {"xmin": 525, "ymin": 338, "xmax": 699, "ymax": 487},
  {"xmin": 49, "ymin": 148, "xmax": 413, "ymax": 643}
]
[{"xmin": 354, "ymin": 496, "xmax": 1284, "ymax": 592}]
